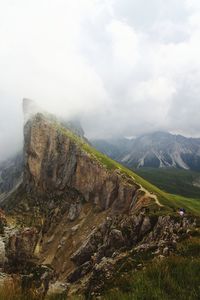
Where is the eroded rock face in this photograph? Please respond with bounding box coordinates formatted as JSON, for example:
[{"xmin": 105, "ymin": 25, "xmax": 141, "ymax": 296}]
[
  {"xmin": 23, "ymin": 114, "xmax": 139, "ymax": 212},
  {"xmin": 70, "ymin": 213, "xmax": 153, "ymax": 268},
  {"xmin": 5, "ymin": 227, "xmax": 38, "ymax": 272},
  {"xmin": 4, "ymin": 111, "xmax": 140, "ymax": 290},
  {"xmin": 67, "ymin": 214, "xmax": 198, "ymax": 296},
  {"xmin": 67, "ymin": 201, "xmax": 82, "ymax": 221}
]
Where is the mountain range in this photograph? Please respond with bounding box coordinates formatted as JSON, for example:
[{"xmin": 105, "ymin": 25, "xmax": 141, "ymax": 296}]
[{"xmin": 91, "ymin": 131, "xmax": 200, "ymax": 171}]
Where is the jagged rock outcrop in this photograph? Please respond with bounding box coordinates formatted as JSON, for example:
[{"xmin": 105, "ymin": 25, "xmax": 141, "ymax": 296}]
[
  {"xmin": 23, "ymin": 113, "xmax": 139, "ymax": 213},
  {"xmin": 67, "ymin": 214, "xmax": 197, "ymax": 296},
  {"xmin": 1, "ymin": 104, "xmax": 145, "ymax": 287},
  {"xmin": 1, "ymin": 103, "xmax": 158, "ymax": 290},
  {"xmin": 5, "ymin": 227, "xmax": 38, "ymax": 272}
]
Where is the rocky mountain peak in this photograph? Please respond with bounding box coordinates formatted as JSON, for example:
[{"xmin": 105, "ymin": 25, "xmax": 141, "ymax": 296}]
[{"xmin": 23, "ymin": 112, "xmax": 141, "ymax": 212}]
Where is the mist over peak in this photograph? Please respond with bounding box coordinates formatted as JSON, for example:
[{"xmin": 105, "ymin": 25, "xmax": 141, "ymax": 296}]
[
  {"xmin": 23, "ymin": 98, "xmax": 43, "ymax": 122},
  {"xmin": 1, "ymin": 0, "xmax": 200, "ymax": 160}
]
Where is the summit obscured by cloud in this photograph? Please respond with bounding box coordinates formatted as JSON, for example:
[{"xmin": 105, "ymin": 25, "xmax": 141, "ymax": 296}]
[{"xmin": 0, "ymin": 0, "xmax": 200, "ymax": 160}]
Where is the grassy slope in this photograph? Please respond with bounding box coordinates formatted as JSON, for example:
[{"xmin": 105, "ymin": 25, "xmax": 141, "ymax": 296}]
[
  {"xmin": 56, "ymin": 123, "xmax": 200, "ymax": 216},
  {"xmin": 101, "ymin": 231, "xmax": 200, "ymax": 300},
  {"xmin": 103, "ymin": 243, "xmax": 200, "ymax": 300},
  {"xmin": 135, "ymin": 167, "xmax": 200, "ymax": 198}
]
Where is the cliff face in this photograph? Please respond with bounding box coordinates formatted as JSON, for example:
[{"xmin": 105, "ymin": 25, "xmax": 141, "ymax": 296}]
[
  {"xmin": 23, "ymin": 113, "xmax": 139, "ymax": 213},
  {"xmin": 3, "ymin": 107, "xmax": 142, "ymax": 286},
  {"xmin": 4, "ymin": 106, "xmax": 155, "ymax": 287}
]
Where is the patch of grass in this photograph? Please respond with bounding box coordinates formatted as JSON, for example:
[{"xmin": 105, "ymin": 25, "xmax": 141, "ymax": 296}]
[
  {"xmin": 0, "ymin": 277, "xmax": 41, "ymax": 300},
  {"xmin": 135, "ymin": 167, "xmax": 200, "ymax": 198},
  {"xmin": 47, "ymin": 295, "xmax": 84, "ymax": 300},
  {"xmin": 0, "ymin": 279, "xmax": 83, "ymax": 300},
  {"xmin": 103, "ymin": 256, "xmax": 200, "ymax": 300},
  {"xmin": 177, "ymin": 236, "xmax": 200, "ymax": 257}
]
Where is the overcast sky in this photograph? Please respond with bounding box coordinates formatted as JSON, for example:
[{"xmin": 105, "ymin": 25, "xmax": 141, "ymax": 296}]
[{"xmin": 0, "ymin": 0, "xmax": 200, "ymax": 160}]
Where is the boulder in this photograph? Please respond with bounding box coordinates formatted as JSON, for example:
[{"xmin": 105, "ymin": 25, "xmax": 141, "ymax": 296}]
[{"xmin": 5, "ymin": 227, "xmax": 38, "ymax": 272}]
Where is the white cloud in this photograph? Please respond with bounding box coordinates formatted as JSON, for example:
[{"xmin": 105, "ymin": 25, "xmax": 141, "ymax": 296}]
[
  {"xmin": 185, "ymin": 0, "xmax": 200, "ymax": 10},
  {"xmin": 0, "ymin": 0, "xmax": 200, "ymax": 159},
  {"xmin": 107, "ymin": 20, "xmax": 139, "ymax": 68}
]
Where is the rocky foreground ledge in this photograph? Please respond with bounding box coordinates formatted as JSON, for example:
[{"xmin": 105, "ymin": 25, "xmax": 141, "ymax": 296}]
[{"xmin": 0, "ymin": 207, "xmax": 198, "ymax": 298}]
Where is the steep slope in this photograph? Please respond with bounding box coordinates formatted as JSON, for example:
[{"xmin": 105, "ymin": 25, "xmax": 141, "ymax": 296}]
[
  {"xmin": 0, "ymin": 100, "xmax": 85, "ymax": 204},
  {"xmin": 0, "ymin": 101, "xmax": 199, "ymax": 299},
  {"xmin": 92, "ymin": 131, "xmax": 200, "ymax": 171},
  {"xmin": 0, "ymin": 105, "xmax": 158, "ymax": 293},
  {"xmin": 23, "ymin": 113, "xmax": 141, "ymax": 213}
]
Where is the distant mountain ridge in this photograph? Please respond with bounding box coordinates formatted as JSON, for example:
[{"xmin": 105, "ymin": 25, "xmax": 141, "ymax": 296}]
[{"xmin": 91, "ymin": 131, "xmax": 200, "ymax": 171}]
